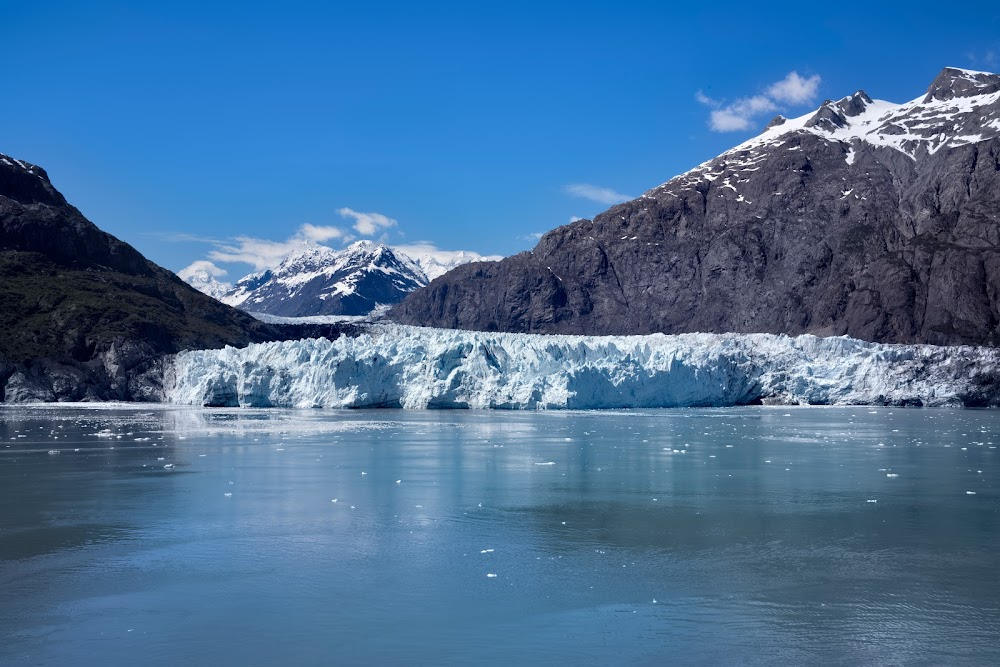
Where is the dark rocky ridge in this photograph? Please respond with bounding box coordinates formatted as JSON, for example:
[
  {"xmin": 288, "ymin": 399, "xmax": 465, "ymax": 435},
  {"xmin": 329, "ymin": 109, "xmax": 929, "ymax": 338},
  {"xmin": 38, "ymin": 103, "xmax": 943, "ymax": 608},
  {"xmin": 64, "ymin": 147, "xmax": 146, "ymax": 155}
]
[
  {"xmin": 392, "ymin": 68, "xmax": 1000, "ymax": 346},
  {"xmin": 0, "ymin": 154, "xmax": 344, "ymax": 402}
]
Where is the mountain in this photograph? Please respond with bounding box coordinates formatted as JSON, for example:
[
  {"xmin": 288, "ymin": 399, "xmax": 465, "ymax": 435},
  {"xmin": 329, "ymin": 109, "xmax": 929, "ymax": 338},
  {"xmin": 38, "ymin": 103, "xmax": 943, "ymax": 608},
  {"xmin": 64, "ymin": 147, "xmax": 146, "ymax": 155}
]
[
  {"xmin": 186, "ymin": 241, "xmax": 500, "ymax": 317},
  {"xmin": 215, "ymin": 240, "xmax": 428, "ymax": 317},
  {"xmin": 397, "ymin": 246, "xmax": 504, "ymax": 281},
  {"xmin": 391, "ymin": 67, "xmax": 1000, "ymax": 346},
  {"xmin": 177, "ymin": 260, "xmax": 233, "ymax": 301},
  {"xmin": 0, "ymin": 153, "xmax": 329, "ymax": 402}
]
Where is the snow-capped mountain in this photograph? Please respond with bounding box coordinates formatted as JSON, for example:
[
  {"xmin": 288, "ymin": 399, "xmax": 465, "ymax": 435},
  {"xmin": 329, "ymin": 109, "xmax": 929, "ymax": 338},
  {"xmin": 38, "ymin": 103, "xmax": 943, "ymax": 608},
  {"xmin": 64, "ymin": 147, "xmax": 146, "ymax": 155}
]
[
  {"xmin": 183, "ymin": 240, "xmax": 500, "ymax": 317},
  {"xmin": 394, "ymin": 67, "xmax": 1000, "ymax": 346},
  {"xmin": 218, "ymin": 240, "xmax": 428, "ymax": 317},
  {"xmin": 398, "ymin": 246, "xmax": 504, "ymax": 281},
  {"xmin": 166, "ymin": 324, "xmax": 1000, "ymax": 409},
  {"xmin": 176, "ymin": 261, "xmax": 233, "ymax": 301}
]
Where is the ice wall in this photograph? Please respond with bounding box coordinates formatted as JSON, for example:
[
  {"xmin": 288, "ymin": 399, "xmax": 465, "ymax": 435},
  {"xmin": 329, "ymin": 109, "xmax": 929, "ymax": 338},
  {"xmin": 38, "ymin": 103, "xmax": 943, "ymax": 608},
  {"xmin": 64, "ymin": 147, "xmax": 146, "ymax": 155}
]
[{"xmin": 165, "ymin": 325, "xmax": 1000, "ymax": 409}]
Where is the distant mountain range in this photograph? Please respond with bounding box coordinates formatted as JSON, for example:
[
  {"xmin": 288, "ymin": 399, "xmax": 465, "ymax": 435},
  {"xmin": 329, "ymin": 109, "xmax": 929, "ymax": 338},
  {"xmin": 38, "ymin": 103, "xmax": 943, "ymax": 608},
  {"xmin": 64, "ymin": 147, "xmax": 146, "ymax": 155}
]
[
  {"xmin": 393, "ymin": 67, "xmax": 1000, "ymax": 346},
  {"xmin": 183, "ymin": 240, "xmax": 500, "ymax": 317}
]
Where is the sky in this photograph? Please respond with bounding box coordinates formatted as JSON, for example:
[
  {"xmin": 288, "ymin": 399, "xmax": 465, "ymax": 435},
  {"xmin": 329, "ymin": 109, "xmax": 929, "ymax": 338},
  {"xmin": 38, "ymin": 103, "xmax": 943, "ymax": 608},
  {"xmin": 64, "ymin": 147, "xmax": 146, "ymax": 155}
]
[{"xmin": 3, "ymin": 0, "xmax": 1000, "ymax": 281}]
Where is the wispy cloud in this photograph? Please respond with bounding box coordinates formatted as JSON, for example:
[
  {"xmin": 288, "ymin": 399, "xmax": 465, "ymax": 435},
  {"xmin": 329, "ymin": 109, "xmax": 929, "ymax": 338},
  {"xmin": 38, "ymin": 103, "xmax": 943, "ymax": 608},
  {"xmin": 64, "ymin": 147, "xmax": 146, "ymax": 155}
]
[
  {"xmin": 337, "ymin": 207, "xmax": 397, "ymax": 236},
  {"xmin": 177, "ymin": 259, "xmax": 227, "ymax": 281},
  {"xmin": 148, "ymin": 231, "xmax": 224, "ymax": 244},
  {"xmin": 299, "ymin": 223, "xmax": 345, "ymax": 243},
  {"xmin": 765, "ymin": 71, "xmax": 821, "ymax": 104},
  {"xmin": 517, "ymin": 232, "xmax": 545, "ymax": 241},
  {"xmin": 564, "ymin": 184, "xmax": 632, "ymax": 205},
  {"xmin": 569, "ymin": 216, "xmax": 584, "ymax": 223},
  {"xmin": 697, "ymin": 71, "xmax": 821, "ymax": 132},
  {"xmin": 967, "ymin": 49, "xmax": 998, "ymax": 71},
  {"xmin": 196, "ymin": 223, "xmax": 348, "ymax": 271}
]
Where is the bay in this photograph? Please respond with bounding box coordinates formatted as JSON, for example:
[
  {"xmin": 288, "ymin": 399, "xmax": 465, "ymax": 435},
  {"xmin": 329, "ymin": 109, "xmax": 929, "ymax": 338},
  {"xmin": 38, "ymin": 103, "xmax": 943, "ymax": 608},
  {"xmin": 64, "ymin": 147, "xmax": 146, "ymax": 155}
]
[{"xmin": 1, "ymin": 405, "xmax": 997, "ymax": 665}]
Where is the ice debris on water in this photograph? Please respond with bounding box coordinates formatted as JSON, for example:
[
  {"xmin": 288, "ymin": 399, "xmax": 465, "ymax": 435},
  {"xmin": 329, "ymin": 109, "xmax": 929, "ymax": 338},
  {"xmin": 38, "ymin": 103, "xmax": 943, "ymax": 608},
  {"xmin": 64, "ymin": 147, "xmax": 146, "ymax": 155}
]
[
  {"xmin": 534, "ymin": 461, "xmax": 556, "ymax": 466},
  {"xmin": 886, "ymin": 473, "xmax": 899, "ymax": 478},
  {"xmin": 165, "ymin": 324, "xmax": 1000, "ymax": 409},
  {"xmin": 486, "ymin": 573, "xmax": 498, "ymax": 578}
]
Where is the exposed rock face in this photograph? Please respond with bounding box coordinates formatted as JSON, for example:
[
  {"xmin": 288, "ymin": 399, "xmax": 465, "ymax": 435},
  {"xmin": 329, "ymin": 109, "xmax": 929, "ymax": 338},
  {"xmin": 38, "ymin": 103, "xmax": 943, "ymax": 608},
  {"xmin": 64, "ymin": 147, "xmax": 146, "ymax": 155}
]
[
  {"xmin": 0, "ymin": 153, "xmax": 308, "ymax": 401},
  {"xmin": 392, "ymin": 68, "xmax": 1000, "ymax": 346}
]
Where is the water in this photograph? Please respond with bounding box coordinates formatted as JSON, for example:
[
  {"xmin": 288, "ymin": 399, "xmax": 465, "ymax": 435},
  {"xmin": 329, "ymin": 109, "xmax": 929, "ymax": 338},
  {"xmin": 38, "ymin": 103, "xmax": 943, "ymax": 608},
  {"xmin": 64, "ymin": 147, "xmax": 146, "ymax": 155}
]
[{"xmin": 1, "ymin": 405, "xmax": 997, "ymax": 665}]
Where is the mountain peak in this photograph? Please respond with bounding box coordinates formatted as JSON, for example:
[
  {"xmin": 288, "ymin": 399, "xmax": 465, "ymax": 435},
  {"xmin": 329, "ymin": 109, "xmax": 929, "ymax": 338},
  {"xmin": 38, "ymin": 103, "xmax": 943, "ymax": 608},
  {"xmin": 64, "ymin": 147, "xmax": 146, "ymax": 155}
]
[
  {"xmin": 835, "ymin": 90, "xmax": 873, "ymax": 117},
  {"xmin": 924, "ymin": 66, "xmax": 1000, "ymax": 102},
  {"xmin": 765, "ymin": 115, "xmax": 787, "ymax": 129}
]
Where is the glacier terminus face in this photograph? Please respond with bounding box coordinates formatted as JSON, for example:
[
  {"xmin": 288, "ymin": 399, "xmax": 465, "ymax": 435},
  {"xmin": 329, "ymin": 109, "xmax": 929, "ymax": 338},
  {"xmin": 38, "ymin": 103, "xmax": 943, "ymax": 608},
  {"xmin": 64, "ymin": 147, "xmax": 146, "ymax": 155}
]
[{"xmin": 165, "ymin": 325, "xmax": 1000, "ymax": 409}]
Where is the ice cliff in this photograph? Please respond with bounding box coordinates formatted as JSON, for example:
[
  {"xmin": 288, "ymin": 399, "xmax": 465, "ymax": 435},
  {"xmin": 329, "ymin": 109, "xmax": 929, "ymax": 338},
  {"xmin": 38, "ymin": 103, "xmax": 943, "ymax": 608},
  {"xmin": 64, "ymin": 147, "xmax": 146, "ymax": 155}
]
[{"xmin": 164, "ymin": 325, "xmax": 1000, "ymax": 409}]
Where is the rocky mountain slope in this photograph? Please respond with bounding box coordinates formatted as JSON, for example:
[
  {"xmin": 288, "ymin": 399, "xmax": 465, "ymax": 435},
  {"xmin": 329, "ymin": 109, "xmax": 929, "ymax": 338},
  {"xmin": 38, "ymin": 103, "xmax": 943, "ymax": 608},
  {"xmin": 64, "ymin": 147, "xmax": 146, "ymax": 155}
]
[
  {"xmin": 392, "ymin": 67, "xmax": 1000, "ymax": 346},
  {"xmin": 0, "ymin": 153, "xmax": 329, "ymax": 401}
]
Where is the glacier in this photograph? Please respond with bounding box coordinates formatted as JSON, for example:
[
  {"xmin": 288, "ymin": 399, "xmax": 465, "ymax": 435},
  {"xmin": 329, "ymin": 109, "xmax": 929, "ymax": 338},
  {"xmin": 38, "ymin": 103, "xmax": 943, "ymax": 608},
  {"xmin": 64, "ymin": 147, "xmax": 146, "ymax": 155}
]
[{"xmin": 164, "ymin": 325, "xmax": 1000, "ymax": 409}]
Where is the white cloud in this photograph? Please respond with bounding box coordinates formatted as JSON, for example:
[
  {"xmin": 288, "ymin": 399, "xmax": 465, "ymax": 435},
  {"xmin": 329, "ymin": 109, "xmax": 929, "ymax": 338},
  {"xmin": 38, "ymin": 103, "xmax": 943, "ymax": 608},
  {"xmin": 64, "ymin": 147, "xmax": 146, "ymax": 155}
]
[
  {"xmin": 766, "ymin": 71, "xmax": 822, "ymax": 105},
  {"xmin": 203, "ymin": 223, "xmax": 349, "ymax": 271},
  {"xmin": 709, "ymin": 109, "xmax": 752, "ymax": 132},
  {"xmin": 337, "ymin": 207, "xmax": 397, "ymax": 236},
  {"xmin": 392, "ymin": 241, "xmax": 503, "ymax": 280},
  {"xmin": 208, "ymin": 236, "xmax": 309, "ymax": 271},
  {"xmin": 148, "ymin": 231, "xmax": 224, "ymax": 244},
  {"xmin": 564, "ymin": 183, "xmax": 632, "ymax": 205},
  {"xmin": 517, "ymin": 232, "xmax": 545, "ymax": 241},
  {"xmin": 299, "ymin": 223, "xmax": 344, "ymax": 243},
  {"xmin": 694, "ymin": 90, "xmax": 716, "ymax": 106},
  {"xmin": 177, "ymin": 260, "xmax": 227, "ymax": 281},
  {"xmin": 968, "ymin": 50, "xmax": 998, "ymax": 70},
  {"xmin": 569, "ymin": 216, "xmax": 584, "ymax": 223},
  {"xmin": 698, "ymin": 70, "xmax": 821, "ymax": 132}
]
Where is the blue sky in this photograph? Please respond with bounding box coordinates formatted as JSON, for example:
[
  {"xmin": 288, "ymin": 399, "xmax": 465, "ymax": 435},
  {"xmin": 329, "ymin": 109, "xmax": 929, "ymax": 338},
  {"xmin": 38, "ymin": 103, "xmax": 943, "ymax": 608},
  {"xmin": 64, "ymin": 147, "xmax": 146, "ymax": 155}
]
[{"xmin": 4, "ymin": 1, "xmax": 999, "ymax": 278}]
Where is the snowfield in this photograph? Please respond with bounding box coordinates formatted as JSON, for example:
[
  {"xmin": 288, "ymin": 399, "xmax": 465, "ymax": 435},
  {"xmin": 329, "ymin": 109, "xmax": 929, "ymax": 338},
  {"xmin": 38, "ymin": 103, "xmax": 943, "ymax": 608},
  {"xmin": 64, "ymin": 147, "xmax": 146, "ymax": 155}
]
[{"xmin": 164, "ymin": 325, "xmax": 1000, "ymax": 409}]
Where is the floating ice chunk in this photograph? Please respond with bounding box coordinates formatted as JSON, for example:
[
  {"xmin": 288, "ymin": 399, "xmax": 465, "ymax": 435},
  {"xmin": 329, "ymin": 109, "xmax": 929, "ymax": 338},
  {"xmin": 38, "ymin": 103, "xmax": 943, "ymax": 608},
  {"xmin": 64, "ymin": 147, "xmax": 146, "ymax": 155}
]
[
  {"xmin": 867, "ymin": 499, "xmax": 878, "ymax": 503},
  {"xmin": 224, "ymin": 492, "xmax": 232, "ymax": 497},
  {"xmin": 481, "ymin": 549, "xmax": 495, "ymax": 553},
  {"xmin": 966, "ymin": 491, "xmax": 977, "ymax": 495},
  {"xmin": 47, "ymin": 450, "xmax": 59, "ymax": 455},
  {"xmin": 534, "ymin": 461, "xmax": 556, "ymax": 466},
  {"xmin": 486, "ymin": 573, "xmax": 498, "ymax": 578},
  {"xmin": 163, "ymin": 464, "xmax": 175, "ymax": 469},
  {"xmin": 395, "ymin": 479, "xmax": 402, "ymax": 484},
  {"xmin": 886, "ymin": 473, "xmax": 899, "ymax": 478}
]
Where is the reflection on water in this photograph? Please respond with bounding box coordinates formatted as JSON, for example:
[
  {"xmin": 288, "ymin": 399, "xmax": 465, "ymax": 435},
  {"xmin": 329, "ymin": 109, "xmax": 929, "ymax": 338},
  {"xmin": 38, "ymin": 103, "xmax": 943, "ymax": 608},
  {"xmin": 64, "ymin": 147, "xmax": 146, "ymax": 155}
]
[{"xmin": 1, "ymin": 405, "xmax": 998, "ymax": 665}]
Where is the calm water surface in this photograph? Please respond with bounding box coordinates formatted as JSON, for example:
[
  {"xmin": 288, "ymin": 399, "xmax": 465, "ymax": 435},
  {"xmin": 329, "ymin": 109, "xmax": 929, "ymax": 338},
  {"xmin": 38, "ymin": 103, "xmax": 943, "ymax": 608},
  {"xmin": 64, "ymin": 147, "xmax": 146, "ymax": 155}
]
[{"xmin": 1, "ymin": 405, "xmax": 998, "ymax": 665}]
